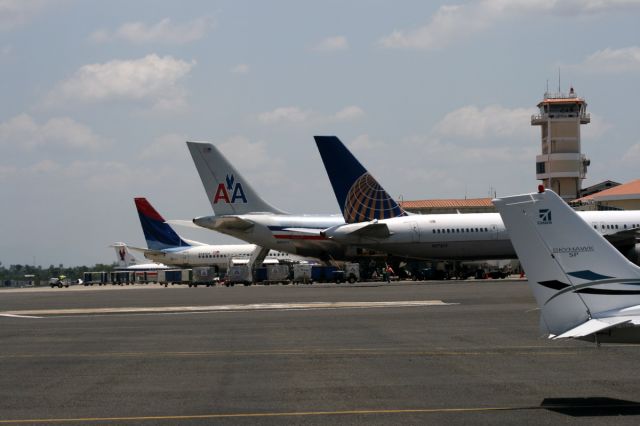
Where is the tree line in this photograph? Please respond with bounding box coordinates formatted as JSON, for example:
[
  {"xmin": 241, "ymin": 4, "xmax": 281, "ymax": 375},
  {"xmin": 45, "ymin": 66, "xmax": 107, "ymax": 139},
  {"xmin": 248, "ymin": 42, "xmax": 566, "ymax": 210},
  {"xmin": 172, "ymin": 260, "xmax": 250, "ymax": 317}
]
[{"xmin": 0, "ymin": 262, "xmax": 115, "ymax": 282}]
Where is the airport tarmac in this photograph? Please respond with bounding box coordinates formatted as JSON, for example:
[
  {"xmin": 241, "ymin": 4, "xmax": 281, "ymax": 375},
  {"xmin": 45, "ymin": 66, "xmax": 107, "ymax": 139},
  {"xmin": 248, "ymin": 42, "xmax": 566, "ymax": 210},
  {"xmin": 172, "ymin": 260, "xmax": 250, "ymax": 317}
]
[{"xmin": 1, "ymin": 280, "xmax": 639, "ymax": 425}]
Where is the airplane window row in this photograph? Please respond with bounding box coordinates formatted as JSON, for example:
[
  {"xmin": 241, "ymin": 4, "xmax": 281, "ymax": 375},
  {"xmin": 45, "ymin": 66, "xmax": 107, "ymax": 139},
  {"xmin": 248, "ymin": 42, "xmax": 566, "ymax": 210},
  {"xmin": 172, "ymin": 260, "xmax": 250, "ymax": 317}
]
[
  {"xmin": 197, "ymin": 252, "xmax": 289, "ymax": 259},
  {"xmin": 432, "ymin": 227, "xmax": 489, "ymax": 234},
  {"xmin": 593, "ymin": 224, "xmax": 640, "ymax": 230}
]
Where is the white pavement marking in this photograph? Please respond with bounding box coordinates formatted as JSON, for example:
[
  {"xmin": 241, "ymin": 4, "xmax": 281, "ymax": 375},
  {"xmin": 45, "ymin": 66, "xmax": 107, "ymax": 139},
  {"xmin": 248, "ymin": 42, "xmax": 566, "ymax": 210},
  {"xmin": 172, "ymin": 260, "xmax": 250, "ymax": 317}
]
[
  {"xmin": 0, "ymin": 313, "xmax": 43, "ymax": 319},
  {"xmin": 0, "ymin": 300, "xmax": 456, "ymax": 318}
]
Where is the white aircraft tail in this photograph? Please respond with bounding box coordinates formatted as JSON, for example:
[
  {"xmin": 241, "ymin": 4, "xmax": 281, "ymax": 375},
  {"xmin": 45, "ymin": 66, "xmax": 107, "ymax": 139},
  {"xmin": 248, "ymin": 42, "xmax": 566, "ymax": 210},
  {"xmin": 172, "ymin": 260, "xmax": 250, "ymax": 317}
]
[
  {"xmin": 493, "ymin": 188, "xmax": 640, "ymax": 341},
  {"xmin": 186, "ymin": 141, "xmax": 286, "ymax": 215},
  {"xmin": 111, "ymin": 242, "xmax": 140, "ymax": 268}
]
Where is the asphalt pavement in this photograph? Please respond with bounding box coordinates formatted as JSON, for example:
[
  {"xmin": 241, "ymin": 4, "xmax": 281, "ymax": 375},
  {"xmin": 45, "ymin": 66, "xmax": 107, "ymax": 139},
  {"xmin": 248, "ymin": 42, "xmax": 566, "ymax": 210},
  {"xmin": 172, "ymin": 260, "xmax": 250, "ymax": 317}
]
[{"xmin": 1, "ymin": 281, "xmax": 639, "ymax": 425}]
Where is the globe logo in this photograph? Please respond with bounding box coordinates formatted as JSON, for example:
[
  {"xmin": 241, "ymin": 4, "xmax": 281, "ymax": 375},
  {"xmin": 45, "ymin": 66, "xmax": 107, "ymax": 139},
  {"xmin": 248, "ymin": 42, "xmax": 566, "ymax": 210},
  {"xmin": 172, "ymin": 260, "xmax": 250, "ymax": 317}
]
[{"xmin": 344, "ymin": 173, "xmax": 406, "ymax": 223}]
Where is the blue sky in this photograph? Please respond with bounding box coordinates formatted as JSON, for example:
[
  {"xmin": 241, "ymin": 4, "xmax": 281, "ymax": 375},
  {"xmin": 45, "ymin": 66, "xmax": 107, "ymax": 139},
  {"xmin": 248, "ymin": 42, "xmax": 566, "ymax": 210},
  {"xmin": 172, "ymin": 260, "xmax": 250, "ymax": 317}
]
[{"xmin": 1, "ymin": 0, "xmax": 639, "ymax": 266}]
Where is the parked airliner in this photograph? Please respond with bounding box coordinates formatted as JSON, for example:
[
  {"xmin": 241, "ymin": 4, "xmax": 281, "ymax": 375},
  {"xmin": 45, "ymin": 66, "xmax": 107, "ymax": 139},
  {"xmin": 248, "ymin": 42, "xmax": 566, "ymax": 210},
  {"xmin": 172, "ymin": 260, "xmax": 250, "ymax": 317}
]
[
  {"xmin": 111, "ymin": 242, "xmax": 168, "ymax": 270},
  {"xmin": 131, "ymin": 197, "xmax": 314, "ymax": 270},
  {"xmin": 187, "ymin": 141, "xmax": 356, "ymax": 261},
  {"xmin": 314, "ymin": 136, "xmax": 640, "ymax": 261},
  {"xmin": 494, "ymin": 187, "xmax": 640, "ymax": 344}
]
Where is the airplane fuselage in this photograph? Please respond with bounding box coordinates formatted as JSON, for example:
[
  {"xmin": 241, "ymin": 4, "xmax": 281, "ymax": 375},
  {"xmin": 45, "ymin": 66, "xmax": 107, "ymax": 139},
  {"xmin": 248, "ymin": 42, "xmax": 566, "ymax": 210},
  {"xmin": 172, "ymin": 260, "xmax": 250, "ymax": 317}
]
[
  {"xmin": 194, "ymin": 214, "xmax": 354, "ymax": 259},
  {"xmin": 324, "ymin": 210, "xmax": 640, "ymax": 260},
  {"xmin": 143, "ymin": 243, "xmax": 312, "ymax": 270},
  {"xmin": 195, "ymin": 210, "xmax": 640, "ymax": 261}
]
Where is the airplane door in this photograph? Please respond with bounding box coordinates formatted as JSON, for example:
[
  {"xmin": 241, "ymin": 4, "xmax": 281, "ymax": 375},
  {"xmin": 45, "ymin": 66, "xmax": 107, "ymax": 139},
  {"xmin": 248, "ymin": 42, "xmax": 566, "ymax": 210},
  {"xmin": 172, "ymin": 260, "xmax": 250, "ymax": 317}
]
[
  {"xmin": 409, "ymin": 222, "xmax": 420, "ymax": 242},
  {"xmin": 490, "ymin": 224, "xmax": 499, "ymax": 240}
]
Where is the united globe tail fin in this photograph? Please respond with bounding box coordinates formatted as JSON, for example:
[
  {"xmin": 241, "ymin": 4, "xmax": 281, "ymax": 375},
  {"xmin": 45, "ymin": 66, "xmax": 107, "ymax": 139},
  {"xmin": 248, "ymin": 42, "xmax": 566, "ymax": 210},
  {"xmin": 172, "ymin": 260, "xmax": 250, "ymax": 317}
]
[{"xmin": 314, "ymin": 135, "xmax": 407, "ymax": 223}]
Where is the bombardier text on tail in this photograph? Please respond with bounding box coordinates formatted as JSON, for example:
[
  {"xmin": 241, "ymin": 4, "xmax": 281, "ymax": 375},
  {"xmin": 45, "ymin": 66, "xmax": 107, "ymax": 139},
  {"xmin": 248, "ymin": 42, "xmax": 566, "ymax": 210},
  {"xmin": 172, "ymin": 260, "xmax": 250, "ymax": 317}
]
[{"xmin": 493, "ymin": 187, "xmax": 640, "ymax": 344}]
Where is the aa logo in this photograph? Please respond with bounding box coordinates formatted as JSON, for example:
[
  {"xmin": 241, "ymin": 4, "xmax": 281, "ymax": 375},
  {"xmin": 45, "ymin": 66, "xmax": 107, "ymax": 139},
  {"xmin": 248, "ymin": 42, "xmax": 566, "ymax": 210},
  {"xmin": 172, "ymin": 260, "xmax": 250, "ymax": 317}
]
[
  {"xmin": 213, "ymin": 174, "xmax": 247, "ymax": 204},
  {"xmin": 538, "ymin": 209, "xmax": 552, "ymax": 225}
]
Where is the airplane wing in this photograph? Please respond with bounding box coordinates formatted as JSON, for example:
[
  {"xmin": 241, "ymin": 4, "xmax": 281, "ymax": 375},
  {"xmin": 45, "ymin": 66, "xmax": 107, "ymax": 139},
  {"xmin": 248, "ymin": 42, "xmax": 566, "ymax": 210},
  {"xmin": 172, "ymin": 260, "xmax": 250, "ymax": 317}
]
[
  {"xmin": 281, "ymin": 228, "xmax": 324, "ymax": 235},
  {"xmin": 322, "ymin": 221, "xmax": 391, "ymax": 240},
  {"xmin": 551, "ymin": 316, "xmax": 639, "ymax": 340},
  {"xmin": 603, "ymin": 228, "xmax": 639, "ymax": 247}
]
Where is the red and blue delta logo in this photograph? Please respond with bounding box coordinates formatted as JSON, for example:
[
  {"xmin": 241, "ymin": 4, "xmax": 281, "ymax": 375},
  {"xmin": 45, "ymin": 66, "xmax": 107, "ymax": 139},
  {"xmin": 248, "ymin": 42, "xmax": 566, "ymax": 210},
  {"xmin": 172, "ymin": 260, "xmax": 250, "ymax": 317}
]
[{"xmin": 213, "ymin": 174, "xmax": 247, "ymax": 204}]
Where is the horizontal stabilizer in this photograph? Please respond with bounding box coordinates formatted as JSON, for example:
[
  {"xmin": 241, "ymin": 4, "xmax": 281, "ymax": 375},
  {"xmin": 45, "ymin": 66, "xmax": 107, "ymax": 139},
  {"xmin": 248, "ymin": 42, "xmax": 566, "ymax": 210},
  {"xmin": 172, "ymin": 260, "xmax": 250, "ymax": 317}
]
[
  {"xmin": 193, "ymin": 215, "xmax": 255, "ymax": 232},
  {"xmin": 552, "ymin": 317, "xmax": 632, "ymax": 339},
  {"xmin": 165, "ymin": 219, "xmax": 203, "ymax": 230},
  {"xmin": 351, "ymin": 222, "xmax": 391, "ymax": 238},
  {"xmin": 123, "ymin": 245, "xmax": 150, "ymax": 253}
]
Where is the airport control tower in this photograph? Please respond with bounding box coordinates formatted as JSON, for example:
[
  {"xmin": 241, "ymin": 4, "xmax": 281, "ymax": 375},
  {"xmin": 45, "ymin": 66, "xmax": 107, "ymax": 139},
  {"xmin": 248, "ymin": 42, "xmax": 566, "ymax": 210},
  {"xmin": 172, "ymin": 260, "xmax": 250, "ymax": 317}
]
[{"xmin": 531, "ymin": 87, "xmax": 591, "ymax": 201}]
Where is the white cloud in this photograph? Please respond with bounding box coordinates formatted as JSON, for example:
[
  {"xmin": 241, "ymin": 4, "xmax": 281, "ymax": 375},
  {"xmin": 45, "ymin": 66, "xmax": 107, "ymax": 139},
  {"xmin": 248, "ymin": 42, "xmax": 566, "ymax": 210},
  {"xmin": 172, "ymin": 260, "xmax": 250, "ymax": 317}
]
[
  {"xmin": 230, "ymin": 64, "xmax": 250, "ymax": 74},
  {"xmin": 581, "ymin": 112, "xmax": 611, "ymax": 140},
  {"xmin": 311, "ymin": 36, "xmax": 349, "ymax": 52},
  {"xmin": 27, "ymin": 159, "xmax": 61, "ymax": 174},
  {"xmin": 258, "ymin": 107, "xmax": 313, "ymax": 125},
  {"xmin": 577, "ymin": 46, "xmax": 640, "ymax": 73},
  {"xmin": 0, "ymin": 114, "xmax": 109, "ymax": 151},
  {"xmin": 0, "ymin": 0, "xmax": 52, "ymax": 31},
  {"xmin": 258, "ymin": 105, "xmax": 365, "ymax": 125},
  {"xmin": 0, "ymin": 164, "xmax": 17, "ymax": 181},
  {"xmin": 622, "ymin": 142, "xmax": 640, "ymax": 163},
  {"xmin": 348, "ymin": 134, "xmax": 385, "ymax": 152},
  {"xmin": 334, "ymin": 105, "xmax": 365, "ymax": 121},
  {"xmin": 1, "ymin": 44, "xmax": 12, "ymax": 59},
  {"xmin": 90, "ymin": 17, "xmax": 214, "ymax": 44},
  {"xmin": 139, "ymin": 133, "xmax": 187, "ymax": 160},
  {"xmin": 378, "ymin": 0, "xmax": 640, "ymax": 50},
  {"xmin": 435, "ymin": 105, "xmax": 536, "ymax": 140},
  {"xmin": 217, "ymin": 136, "xmax": 287, "ymax": 187},
  {"xmin": 45, "ymin": 54, "xmax": 195, "ymax": 111}
]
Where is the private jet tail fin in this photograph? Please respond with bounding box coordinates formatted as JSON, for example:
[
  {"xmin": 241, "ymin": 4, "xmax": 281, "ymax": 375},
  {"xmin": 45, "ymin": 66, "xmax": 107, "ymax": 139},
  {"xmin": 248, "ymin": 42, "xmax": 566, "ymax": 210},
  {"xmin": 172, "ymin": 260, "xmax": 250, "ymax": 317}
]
[
  {"xmin": 493, "ymin": 187, "xmax": 640, "ymax": 338},
  {"xmin": 314, "ymin": 136, "xmax": 407, "ymax": 223},
  {"xmin": 135, "ymin": 198, "xmax": 196, "ymax": 250},
  {"xmin": 111, "ymin": 242, "xmax": 139, "ymax": 268},
  {"xmin": 186, "ymin": 141, "xmax": 286, "ymax": 215}
]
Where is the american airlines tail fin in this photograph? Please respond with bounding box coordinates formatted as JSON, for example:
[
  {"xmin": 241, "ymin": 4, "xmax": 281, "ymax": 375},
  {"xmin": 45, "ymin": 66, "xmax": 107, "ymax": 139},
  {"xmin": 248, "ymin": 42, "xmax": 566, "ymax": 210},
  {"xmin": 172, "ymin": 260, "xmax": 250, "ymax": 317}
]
[
  {"xmin": 135, "ymin": 198, "xmax": 200, "ymax": 250},
  {"xmin": 186, "ymin": 141, "xmax": 286, "ymax": 215},
  {"xmin": 314, "ymin": 136, "xmax": 407, "ymax": 223},
  {"xmin": 493, "ymin": 188, "xmax": 640, "ymax": 341},
  {"xmin": 111, "ymin": 243, "xmax": 139, "ymax": 268}
]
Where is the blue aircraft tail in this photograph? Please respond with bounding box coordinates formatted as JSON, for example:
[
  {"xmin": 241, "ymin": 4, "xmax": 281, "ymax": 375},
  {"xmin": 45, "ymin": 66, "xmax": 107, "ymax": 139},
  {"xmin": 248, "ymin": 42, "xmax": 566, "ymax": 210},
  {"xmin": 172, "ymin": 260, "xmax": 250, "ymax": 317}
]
[
  {"xmin": 314, "ymin": 136, "xmax": 407, "ymax": 223},
  {"xmin": 134, "ymin": 198, "xmax": 191, "ymax": 250}
]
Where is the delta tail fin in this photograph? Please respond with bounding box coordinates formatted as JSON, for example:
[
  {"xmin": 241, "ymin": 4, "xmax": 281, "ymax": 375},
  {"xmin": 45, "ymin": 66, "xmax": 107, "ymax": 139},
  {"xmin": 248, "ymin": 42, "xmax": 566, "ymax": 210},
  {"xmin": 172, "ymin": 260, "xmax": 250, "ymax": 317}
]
[
  {"xmin": 135, "ymin": 198, "xmax": 198, "ymax": 250},
  {"xmin": 493, "ymin": 188, "xmax": 640, "ymax": 339},
  {"xmin": 314, "ymin": 136, "xmax": 407, "ymax": 223},
  {"xmin": 186, "ymin": 141, "xmax": 286, "ymax": 216},
  {"xmin": 111, "ymin": 242, "xmax": 139, "ymax": 268}
]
